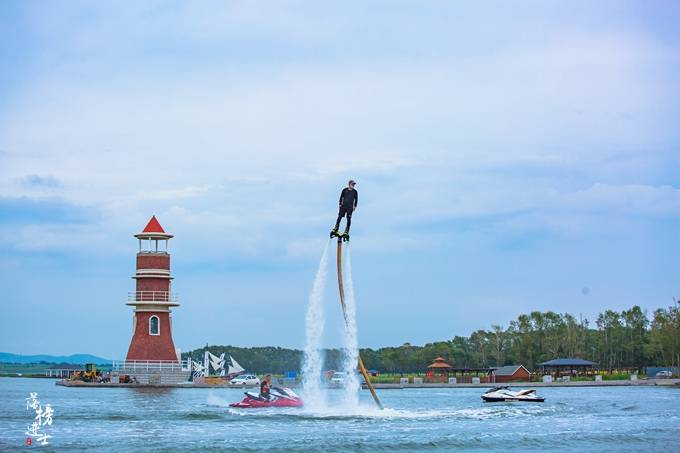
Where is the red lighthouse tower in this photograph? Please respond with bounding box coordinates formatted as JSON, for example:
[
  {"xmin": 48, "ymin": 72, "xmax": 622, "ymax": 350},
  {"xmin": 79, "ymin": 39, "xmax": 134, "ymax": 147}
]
[{"xmin": 125, "ymin": 216, "xmax": 180, "ymax": 362}]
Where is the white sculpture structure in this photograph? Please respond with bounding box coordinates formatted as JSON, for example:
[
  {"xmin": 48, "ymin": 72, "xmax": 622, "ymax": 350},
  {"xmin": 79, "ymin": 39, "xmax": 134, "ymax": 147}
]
[
  {"xmin": 208, "ymin": 352, "xmax": 226, "ymax": 375},
  {"xmin": 191, "ymin": 352, "xmax": 245, "ymax": 379}
]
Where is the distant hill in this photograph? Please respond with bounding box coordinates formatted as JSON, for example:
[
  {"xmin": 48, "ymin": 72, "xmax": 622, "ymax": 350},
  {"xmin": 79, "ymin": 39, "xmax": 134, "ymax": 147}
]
[{"xmin": 0, "ymin": 352, "xmax": 110, "ymax": 364}]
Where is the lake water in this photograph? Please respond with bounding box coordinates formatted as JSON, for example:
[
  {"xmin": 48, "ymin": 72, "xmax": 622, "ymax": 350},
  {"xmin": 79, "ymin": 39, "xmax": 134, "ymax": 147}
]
[{"xmin": 1, "ymin": 377, "xmax": 679, "ymax": 451}]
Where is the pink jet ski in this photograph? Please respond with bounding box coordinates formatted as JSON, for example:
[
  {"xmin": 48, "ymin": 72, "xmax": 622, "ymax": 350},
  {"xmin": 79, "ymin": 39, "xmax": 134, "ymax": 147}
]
[{"xmin": 229, "ymin": 386, "xmax": 303, "ymax": 408}]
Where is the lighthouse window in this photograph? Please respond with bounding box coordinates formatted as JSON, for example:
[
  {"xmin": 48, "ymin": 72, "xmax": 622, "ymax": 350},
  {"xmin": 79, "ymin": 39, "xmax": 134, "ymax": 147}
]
[{"xmin": 149, "ymin": 316, "xmax": 160, "ymax": 335}]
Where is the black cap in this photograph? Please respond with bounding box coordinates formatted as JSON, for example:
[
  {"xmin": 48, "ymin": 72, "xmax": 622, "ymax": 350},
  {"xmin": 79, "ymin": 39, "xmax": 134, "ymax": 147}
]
[{"xmin": 349, "ymin": 180, "xmax": 356, "ymax": 185}]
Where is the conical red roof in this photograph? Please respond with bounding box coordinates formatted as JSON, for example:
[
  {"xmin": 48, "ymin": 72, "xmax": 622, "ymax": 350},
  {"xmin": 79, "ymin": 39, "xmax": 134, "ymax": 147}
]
[
  {"xmin": 142, "ymin": 215, "xmax": 165, "ymax": 233},
  {"xmin": 428, "ymin": 357, "xmax": 452, "ymax": 368}
]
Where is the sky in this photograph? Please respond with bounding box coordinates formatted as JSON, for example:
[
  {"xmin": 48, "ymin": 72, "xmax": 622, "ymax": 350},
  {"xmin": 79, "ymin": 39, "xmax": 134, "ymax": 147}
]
[{"xmin": 1, "ymin": 1, "xmax": 679, "ymax": 359}]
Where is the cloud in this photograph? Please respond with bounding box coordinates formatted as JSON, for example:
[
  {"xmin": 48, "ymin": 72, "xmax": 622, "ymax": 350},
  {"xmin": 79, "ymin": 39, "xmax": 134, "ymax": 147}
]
[
  {"xmin": 0, "ymin": 197, "xmax": 94, "ymax": 225},
  {"xmin": 137, "ymin": 185, "xmax": 215, "ymax": 201},
  {"xmin": 0, "ymin": 2, "xmax": 678, "ymax": 259},
  {"xmin": 18, "ymin": 174, "xmax": 61, "ymax": 189},
  {"xmin": 563, "ymin": 183, "xmax": 680, "ymax": 216},
  {"xmin": 1, "ymin": 1, "xmax": 679, "ymax": 354}
]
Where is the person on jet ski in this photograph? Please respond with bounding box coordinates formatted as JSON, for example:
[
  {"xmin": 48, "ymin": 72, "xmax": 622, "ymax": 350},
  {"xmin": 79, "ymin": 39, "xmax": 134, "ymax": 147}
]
[
  {"xmin": 331, "ymin": 180, "xmax": 358, "ymax": 236},
  {"xmin": 260, "ymin": 374, "xmax": 272, "ymax": 400}
]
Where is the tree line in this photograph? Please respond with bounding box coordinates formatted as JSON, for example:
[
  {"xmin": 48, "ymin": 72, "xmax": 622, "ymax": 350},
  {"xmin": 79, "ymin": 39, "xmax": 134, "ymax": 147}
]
[{"xmin": 182, "ymin": 302, "xmax": 680, "ymax": 374}]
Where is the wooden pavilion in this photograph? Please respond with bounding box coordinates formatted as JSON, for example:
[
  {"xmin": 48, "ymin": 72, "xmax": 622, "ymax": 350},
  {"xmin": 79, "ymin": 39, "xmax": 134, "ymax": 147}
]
[
  {"xmin": 426, "ymin": 357, "xmax": 452, "ymax": 382},
  {"xmin": 538, "ymin": 358, "xmax": 597, "ymax": 377}
]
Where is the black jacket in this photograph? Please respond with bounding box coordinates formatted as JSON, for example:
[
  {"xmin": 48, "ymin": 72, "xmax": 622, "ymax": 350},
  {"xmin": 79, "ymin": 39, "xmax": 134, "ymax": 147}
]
[{"xmin": 339, "ymin": 188, "xmax": 358, "ymax": 208}]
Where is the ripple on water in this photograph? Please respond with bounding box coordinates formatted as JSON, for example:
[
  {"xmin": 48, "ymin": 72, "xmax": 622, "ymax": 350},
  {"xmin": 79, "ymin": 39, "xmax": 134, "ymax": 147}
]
[{"xmin": 1, "ymin": 378, "xmax": 679, "ymax": 452}]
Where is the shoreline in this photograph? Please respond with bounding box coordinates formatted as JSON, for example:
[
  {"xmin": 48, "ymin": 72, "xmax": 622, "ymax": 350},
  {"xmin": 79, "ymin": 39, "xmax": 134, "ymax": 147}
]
[
  {"xmin": 53, "ymin": 378, "xmax": 680, "ymax": 389},
  {"xmin": 365, "ymin": 378, "xmax": 680, "ymax": 389}
]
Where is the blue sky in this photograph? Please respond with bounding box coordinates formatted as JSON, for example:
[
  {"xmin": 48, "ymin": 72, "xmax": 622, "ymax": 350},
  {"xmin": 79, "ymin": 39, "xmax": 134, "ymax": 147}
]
[{"xmin": 1, "ymin": 1, "xmax": 679, "ymax": 358}]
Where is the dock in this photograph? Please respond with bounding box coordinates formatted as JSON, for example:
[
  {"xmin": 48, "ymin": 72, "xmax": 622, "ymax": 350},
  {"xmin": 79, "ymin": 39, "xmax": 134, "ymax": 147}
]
[{"xmin": 55, "ymin": 379, "xmax": 259, "ymax": 389}]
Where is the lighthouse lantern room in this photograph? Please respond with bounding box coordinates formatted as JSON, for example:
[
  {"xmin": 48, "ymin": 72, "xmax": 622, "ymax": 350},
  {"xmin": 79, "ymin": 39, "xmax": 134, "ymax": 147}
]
[{"xmin": 125, "ymin": 215, "xmax": 180, "ymax": 363}]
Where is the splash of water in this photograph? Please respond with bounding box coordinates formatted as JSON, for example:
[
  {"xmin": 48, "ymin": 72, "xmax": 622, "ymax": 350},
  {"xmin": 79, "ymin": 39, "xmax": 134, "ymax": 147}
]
[
  {"xmin": 340, "ymin": 244, "xmax": 361, "ymax": 408},
  {"xmin": 301, "ymin": 240, "xmax": 330, "ymax": 410}
]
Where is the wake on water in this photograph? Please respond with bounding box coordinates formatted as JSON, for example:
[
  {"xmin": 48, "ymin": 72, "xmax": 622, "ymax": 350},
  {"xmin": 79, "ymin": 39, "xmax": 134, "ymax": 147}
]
[
  {"xmin": 207, "ymin": 391, "xmax": 552, "ymax": 420},
  {"xmin": 206, "ymin": 241, "xmax": 561, "ymax": 421}
]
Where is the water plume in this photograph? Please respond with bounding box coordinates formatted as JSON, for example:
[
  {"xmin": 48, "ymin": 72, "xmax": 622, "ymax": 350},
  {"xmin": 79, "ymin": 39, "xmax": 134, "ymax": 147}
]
[
  {"xmin": 340, "ymin": 244, "xmax": 360, "ymax": 408},
  {"xmin": 301, "ymin": 240, "xmax": 330, "ymax": 410}
]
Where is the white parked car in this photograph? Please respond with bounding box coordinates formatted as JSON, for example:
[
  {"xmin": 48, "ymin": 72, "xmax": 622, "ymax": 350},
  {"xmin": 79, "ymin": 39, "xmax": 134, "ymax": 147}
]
[
  {"xmin": 230, "ymin": 374, "xmax": 260, "ymax": 386},
  {"xmin": 655, "ymin": 370, "xmax": 673, "ymax": 378},
  {"xmin": 331, "ymin": 372, "xmax": 347, "ymax": 385}
]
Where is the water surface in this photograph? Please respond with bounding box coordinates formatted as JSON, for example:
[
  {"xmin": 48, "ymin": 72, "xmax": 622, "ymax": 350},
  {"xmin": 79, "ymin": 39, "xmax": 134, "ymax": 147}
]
[{"xmin": 1, "ymin": 377, "xmax": 678, "ymax": 451}]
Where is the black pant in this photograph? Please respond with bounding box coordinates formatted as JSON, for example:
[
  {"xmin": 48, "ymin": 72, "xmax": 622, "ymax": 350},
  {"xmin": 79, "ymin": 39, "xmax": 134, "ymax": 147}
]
[{"xmin": 335, "ymin": 205, "xmax": 354, "ymax": 232}]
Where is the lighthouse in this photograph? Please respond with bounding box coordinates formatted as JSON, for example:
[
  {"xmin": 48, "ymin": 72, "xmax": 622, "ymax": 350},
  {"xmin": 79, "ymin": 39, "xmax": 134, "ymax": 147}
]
[{"xmin": 125, "ymin": 216, "xmax": 180, "ymax": 363}]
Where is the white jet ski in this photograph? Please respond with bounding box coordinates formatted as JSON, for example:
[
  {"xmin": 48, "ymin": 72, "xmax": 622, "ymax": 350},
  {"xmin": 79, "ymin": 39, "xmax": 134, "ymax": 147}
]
[{"xmin": 481, "ymin": 386, "xmax": 545, "ymax": 403}]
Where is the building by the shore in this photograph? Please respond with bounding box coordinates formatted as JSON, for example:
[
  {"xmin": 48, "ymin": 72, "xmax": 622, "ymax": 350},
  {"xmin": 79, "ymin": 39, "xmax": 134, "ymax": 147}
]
[
  {"xmin": 490, "ymin": 365, "xmax": 531, "ymax": 383},
  {"xmin": 45, "ymin": 364, "xmax": 84, "ymax": 378},
  {"xmin": 113, "ymin": 216, "xmax": 191, "ymax": 384}
]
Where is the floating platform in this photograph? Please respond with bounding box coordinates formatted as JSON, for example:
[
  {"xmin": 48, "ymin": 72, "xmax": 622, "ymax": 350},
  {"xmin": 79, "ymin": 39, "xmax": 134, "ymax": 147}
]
[
  {"xmin": 56, "ymin": 379, "xmax": 259, "ymax": 389},
  {"xmin": 55, "ymin": 378, "xmax": 679, "ymax": 389}
]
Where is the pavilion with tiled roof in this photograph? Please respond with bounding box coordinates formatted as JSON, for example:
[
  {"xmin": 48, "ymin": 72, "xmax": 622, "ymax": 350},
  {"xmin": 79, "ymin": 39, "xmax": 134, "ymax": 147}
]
[{"xmin": 427, "ymin": 357, "xmax": 452, "ymax": 372}]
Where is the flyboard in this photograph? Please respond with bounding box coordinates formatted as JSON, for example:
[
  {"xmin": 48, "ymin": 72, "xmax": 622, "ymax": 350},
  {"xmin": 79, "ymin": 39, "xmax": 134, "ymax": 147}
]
[{"xmin": 331, "ymin": 231, "xmax": 384, "ymax": 410}]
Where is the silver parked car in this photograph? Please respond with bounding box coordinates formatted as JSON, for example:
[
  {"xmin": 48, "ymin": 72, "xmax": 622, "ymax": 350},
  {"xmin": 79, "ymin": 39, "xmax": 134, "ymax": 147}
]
[{"xmin": 230, "ymin": 374, "xmax": 261, "ymax": 385}]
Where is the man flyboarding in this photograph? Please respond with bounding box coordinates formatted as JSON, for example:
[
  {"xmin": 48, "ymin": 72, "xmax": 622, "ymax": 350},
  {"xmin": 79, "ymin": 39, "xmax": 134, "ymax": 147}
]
[{"xmin": 330, "ymin": 180, "xmax": 358, "ymax": 241}]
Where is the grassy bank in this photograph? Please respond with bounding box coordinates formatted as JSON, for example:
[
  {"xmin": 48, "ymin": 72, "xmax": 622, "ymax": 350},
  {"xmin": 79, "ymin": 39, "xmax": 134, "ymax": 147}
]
[{"xmin": 357, "ymin": 372, "xmax": 648, "ymax": 384}]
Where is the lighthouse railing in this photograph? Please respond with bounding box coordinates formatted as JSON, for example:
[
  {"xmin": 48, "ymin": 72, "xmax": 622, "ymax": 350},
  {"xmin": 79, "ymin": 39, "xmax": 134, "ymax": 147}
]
[
  {"xmin": 112, "ymin": 359, "xmax": 191, "ymax": 372},
  {"xmin": 127, "ymin": 291, "xmax": 179, "ymax": 303}
]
